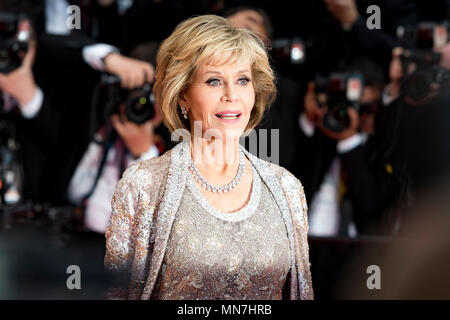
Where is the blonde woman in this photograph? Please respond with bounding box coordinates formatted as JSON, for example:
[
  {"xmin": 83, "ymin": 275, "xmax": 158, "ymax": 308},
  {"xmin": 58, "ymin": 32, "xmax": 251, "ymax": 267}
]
[{"xmin": 104, "ymin": 15, "xmax": 313, "ymax": 300}]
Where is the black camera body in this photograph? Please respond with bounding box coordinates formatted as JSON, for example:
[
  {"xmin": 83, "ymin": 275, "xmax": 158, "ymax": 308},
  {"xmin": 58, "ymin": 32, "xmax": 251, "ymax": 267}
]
[
  {"xmin": 97, "ymin": 74, "xmax": 156, "ymax": 125},
  {"xmin": 397, "ymin": 22, "xmax": 450, "ymax": 101},
  {"xmin": 0, "ymin": 12, "xmax": 29, "ymax": 74},
  {"xmin": 315, "ymin": 72, "xmax": 364, "ymax": 133}
]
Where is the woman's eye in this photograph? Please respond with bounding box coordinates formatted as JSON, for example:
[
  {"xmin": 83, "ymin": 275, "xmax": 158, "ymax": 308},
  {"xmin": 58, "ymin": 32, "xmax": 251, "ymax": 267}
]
[
  {"xmin": 207, "ymin": 79, "xmax": 221, "ymax": 86},
  {"xmin": 238, "ymin": 78, "xmax": 250, "ymax": 85}
]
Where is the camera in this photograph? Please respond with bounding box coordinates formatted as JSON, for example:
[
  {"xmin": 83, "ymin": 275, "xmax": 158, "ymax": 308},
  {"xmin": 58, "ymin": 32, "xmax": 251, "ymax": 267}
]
[
  {"xmin": 0, "ymin": 12, "xmax": 30, "ymax": 74},
  {"xmin": 315, "ymin": 72, "xmax": 364, "ymax": 133},
  {"xmin": 96, "ymin": 74, "xmax": 156, "ymax": 126},
  {"xmin": 396, "ymin": 22, "xmax": 450, "ymax": 101},
  {"xmin": 272, "ymin": 37, "xmax": 307, "ymax": 65}
]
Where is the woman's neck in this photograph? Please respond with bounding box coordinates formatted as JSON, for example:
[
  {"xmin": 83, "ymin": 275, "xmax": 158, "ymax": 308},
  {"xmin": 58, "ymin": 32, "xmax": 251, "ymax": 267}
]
[{"xmin": 190, "ymin": 136, "xmax": 241, "ymax": 175}]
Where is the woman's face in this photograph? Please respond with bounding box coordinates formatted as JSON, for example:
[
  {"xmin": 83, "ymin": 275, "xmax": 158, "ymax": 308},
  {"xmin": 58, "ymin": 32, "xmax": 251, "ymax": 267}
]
[{"xmin": 179, "ymin": 60, "xmax": 255, "ymax": 140}]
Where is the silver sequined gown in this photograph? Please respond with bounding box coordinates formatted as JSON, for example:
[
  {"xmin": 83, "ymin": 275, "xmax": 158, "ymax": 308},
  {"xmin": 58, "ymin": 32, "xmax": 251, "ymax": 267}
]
[{"xmin": 151, "ymin": 164, "xmax": 291, "ymax": 300}]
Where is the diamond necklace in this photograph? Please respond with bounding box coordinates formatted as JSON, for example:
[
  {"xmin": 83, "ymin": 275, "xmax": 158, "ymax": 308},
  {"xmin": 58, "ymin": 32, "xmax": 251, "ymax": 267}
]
[{"xmin": 188, "ymin": 148, "xmax": 245, "ymax": 193}]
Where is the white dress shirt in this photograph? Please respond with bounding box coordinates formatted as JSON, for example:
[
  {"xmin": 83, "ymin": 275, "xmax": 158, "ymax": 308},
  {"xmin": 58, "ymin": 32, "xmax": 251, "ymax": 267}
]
[
  {"xmin": 2, "ymin": 89, "xmax": 43, "ymax": 119},
  {"xmin": 298, "ymin": 112, "xmax": 362, "ymax": 236},
  {"xmin": 68, "ymin": 136, "xmax": 159, "ymax": 233}
]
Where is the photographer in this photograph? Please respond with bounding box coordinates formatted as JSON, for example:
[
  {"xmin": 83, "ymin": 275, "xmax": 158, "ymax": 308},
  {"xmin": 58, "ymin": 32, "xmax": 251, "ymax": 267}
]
[
  {"xmin": 0, "ymin": 6, "xmax": 64, "ymax": 204},
  {"xmin": 24, "ymin": 0, "xmax": 159, "ymax": 205},
  {"xmin": 305, "ymin": 30, "xmax": 450, "ymax": 236},
  {"xmin": 67, "ymin": 44, "xmax": 163, "ymax": 234},
  {"xmin": 361, "ymin": 38, "xmax": 450, "ymax": 231},
  {"xmin": 292, "ymin": 57, "xmax": 387, "ymax": 235},
  {"xmin": 343, "ymin": 21, "xmax": 450, "ymax": 234}
]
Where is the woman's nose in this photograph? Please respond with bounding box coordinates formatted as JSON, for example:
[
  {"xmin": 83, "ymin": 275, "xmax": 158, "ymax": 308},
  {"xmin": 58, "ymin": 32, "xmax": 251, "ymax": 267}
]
[{"xmin": 220, "ymin": 83, "xmax": 239, "ymax": 103}]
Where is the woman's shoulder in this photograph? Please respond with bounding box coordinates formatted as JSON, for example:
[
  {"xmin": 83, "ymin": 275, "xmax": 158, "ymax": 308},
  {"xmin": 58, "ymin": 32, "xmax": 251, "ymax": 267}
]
[
  {"xmin": 252, "ymin": 155, "xmax": 307, "ymax": 201},
  {"xmin": 253, "ymin": 156, "xmax": 308, "ymax": 227},
  {"xmin": 268, "ymin": 161, "xmax": 305, "ymax": 194}
]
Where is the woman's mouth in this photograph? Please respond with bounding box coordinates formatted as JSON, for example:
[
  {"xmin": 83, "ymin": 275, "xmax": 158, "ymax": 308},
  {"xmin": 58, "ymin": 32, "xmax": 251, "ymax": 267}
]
[{"xmin": 215, "ymin": 111, "xmax": 242, "ymax": 123}]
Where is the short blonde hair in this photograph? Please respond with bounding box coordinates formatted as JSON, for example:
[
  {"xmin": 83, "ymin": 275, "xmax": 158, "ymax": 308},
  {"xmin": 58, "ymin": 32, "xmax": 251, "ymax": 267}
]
[{"xmin": 153, "ymin": 14, "xmax": 277, "ymax": 133}]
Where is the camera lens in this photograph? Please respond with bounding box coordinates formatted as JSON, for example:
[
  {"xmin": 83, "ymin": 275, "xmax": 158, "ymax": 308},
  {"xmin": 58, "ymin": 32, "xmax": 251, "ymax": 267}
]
[
  {"xmin": 323, "ymin": 102, "xmax": 351, "ymax": 133},
  {"xmin": 125, "ymin": 85, "xmax": 155, "ymax": 124},
  {"xmin": 403, "ymin": 70, "xmax": 433, "ymax": 101}
]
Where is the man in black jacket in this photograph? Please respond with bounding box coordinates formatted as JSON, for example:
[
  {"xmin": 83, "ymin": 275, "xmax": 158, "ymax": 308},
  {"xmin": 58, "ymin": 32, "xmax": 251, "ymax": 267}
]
[
  {"xmin": 341, "ymin": 41, "xmax": 450, "ymax": 235},
  {"xmin": 0, "ymin": 6, "xmax": 61, "ymax": 203}
]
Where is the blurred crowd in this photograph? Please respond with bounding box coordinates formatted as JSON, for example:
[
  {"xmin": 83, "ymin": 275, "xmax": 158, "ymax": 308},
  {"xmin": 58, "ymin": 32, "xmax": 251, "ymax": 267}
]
[{"xmin": 1, "ymin": 0, "xmax": 450, "ymax": 239}]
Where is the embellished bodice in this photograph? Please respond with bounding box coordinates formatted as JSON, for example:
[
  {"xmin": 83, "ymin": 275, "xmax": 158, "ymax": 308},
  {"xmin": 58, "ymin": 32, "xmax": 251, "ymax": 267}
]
[{"xmin": 151, "ymin": 164, "xmax": 291, "ymax": 300}]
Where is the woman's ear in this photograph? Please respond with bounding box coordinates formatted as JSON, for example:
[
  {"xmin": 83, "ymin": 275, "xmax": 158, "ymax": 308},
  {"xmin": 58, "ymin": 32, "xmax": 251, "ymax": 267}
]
[{"xmin": 178, "ymin": 91, "xmax": 188, "ymax": 109}]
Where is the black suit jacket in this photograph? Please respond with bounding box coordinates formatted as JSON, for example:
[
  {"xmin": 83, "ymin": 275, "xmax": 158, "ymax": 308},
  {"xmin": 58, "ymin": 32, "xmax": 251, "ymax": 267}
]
[
  {"xmin": 343, "ymin": 0, "xmax": 417, "ymax": 76},
  {"xmin": 6, "ymin": 87, "xmax": 60, "ymax": 203}
]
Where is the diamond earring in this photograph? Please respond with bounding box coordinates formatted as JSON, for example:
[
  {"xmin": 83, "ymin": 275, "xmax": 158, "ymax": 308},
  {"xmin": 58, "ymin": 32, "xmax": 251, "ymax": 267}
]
[{"xmin": 181, "ymin": 106, "xmax": 188, "ymax": 119}]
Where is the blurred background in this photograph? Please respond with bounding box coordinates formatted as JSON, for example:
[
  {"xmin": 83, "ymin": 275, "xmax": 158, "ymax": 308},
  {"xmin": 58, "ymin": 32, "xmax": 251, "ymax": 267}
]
[{"xmin": 1, "ymin": 0, "xmax": 450, "ymax": 299}]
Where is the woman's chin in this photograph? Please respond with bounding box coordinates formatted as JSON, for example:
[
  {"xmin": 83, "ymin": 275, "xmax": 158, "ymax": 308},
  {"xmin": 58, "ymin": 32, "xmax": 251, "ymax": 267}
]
[
  {"xmin": 219, "ymin": 127, "xmax": 245, "ymax": 140},
  {"xmin": 200, "ymin": 124, "xmax": 245, "ymax": 139}
]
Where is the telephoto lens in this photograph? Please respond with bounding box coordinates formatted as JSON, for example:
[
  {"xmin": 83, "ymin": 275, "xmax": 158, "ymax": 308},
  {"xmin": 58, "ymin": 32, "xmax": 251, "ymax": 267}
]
[{"xmin": 95, "ymin": 74, "xmax": 156, "ymax": 129}]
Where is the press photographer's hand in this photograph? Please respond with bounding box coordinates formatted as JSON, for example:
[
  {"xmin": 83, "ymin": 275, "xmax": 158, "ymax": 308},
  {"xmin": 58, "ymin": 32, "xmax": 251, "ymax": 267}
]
[
  {"xmin": 104, "ymin": 53, "xmax": 154, "ymax": 89},
  {"xmin": 0, "ymin": 38, "xmax": 38, "ymax": 107}
]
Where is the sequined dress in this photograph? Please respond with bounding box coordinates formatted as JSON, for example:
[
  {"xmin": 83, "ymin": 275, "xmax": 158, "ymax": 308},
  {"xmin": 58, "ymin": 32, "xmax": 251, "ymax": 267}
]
[{"xmin": 150, "ymin": 164, "xmax": 291, "ymax": 300}]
